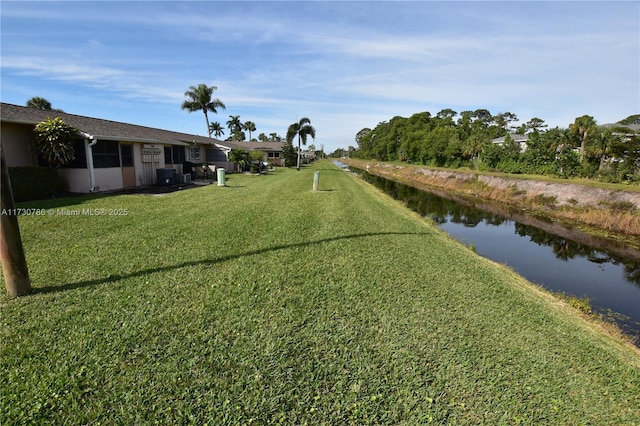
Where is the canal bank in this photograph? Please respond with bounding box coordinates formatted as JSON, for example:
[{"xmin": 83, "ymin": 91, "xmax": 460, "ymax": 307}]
[
  {"xmin": 341, "ymin": 159, "xmax": 640, "ymax": 247},
  {"xmin": 337, "ymin": 160, "xmax": 640, "ymax": 345}
]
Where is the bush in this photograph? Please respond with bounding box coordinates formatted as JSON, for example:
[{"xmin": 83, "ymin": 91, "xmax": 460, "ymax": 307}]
[
  {"xmin": 34, "ymin": 117, "xmax": 78, "ymax": 167},
  {"xmin": 496, "ymin": 159, "xmax": 523, "ymax": 174},
  {"xmin": 8, "ymin": 167, "xmax": 61, "ymax": 201},
  {"xmin": 282, "ymin": 141, "xmax": 297, "ymax": 168}
]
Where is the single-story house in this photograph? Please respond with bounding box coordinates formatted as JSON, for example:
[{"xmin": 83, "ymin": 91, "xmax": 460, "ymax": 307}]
[
  {"xmin": 0, "ymin": 103, "xmax": 282, "ymax": 193},
  {"xmin": 491, "ymin": 133, "xmax": 529, "ymax": 152}
]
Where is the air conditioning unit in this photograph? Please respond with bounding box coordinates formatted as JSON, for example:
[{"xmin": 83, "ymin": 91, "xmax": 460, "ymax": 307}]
[
  {"xmin": 156, "ymin": 168, "xmax": 176, "ymax": 186},
  {"xmin": 176, "ymin": 173, "xmax": 191, "ymax": 184}
]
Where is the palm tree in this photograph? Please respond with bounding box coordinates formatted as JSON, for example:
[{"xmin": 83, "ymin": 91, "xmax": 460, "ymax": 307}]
[
  {"xmin": 591, "ymin": 128, "xmax": 621, "ymax": 170},
  {"xmin": 269, "ymin": 133, "xmax": 280, "ymax": 141},
  {"xmin": 209, "ymin": 122, "xmax": 225, "ymax": 139},
  {"xmin": 26, "ymin": 97, "xmax": 52, "ymax": 110},
  {"xmin": 181, "ymin": 84, "xmax": 226, "ymax": 138},
  {"xmin": 242, "ymin": 121, "xmax": 256, "ymax": 141},
  {"xmin": 26, "ymin": 96, "xmax": 64, "ymax": 112},
  {"xmin": 286, "ymin": 117, "xmax": 316, "ymax": 171},
  {"xmin": 570, "ymin": 115, "xmax": 597, "ymax": 163},
  {"xmin": 226, "ymin": 115, "xmax": 242, "ymax": 140},
  {"xmin": 228, "ymin": 148, "xmax": 248, "ymax": 172},
  {"xmin": 462, "ymin": 133, "xmax": 487, "ymax": 169}
]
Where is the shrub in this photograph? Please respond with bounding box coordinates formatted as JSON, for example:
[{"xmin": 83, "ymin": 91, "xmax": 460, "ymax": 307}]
[
  {"xmin": 598, "ymin": 200, "xmax": 637, "ymax": 214},
  {"xmin": 8, "ymin": 167, "xmax": 61, "ymax": 201},
  {"xmin": 282, "ymin": 141, "xmax": 297, "ymax": 168},
  {"xmin": 533, "ymin": 193, "xmax": 557, "ymax": 208},
  {"xmin": 496, "ymin": 159, "xmax": 523, "ymax": 174},
  {"xmin": 34, "ymin": 117, "xmax": 78, "ymax": 167}
]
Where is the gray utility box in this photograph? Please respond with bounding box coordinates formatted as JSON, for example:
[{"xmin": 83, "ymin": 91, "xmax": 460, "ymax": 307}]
[{"xmin": 156, "ymin": 168, "xmax": 176, "ymax": 186}]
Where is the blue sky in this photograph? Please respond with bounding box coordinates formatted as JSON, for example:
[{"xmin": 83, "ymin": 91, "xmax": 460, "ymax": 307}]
[{"xmin": 1, "ymin": 1, "xmax": 638, "ymax": 153}]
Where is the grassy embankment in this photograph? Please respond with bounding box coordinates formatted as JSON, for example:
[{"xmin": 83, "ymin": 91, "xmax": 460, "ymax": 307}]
[
  {"xmin": 2, "ymin": 161, "xmax": 639, "ymax": 424},
  {"xmin": 342, "ymin": 158, "xmax": 640, "ymax": 246}
]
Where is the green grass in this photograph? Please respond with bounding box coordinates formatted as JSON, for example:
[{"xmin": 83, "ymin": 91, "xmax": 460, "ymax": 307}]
[{"xmin": 2, "ymin": 161, "xmax": 639, "ymax": 425}]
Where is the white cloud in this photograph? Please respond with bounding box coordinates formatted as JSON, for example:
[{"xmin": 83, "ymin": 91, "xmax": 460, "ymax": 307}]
[{"xmin": 1, "ymin": 1, "xmax": 637, "ymax": 152}]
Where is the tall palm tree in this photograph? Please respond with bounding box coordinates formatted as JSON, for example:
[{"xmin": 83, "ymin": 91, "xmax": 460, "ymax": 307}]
[
  {"xmin": 570, "ymin": 115, "xmax": 597, "ymax": 163},
  {"xmin": 181, "ymin": 84, "xmax": 226, "ymax": 138},
  {"xmin": 242, "ymin": 121, "xmax": 256, "ymax": 141},
  {"xmin": 226, "ymin": 115, "xmax": 243, "ymax": 140},
  {"xmin": 209, "ymin": 122, "xmax": 225, "ymax": 139},
  {"xmin": 286, "ymin": 117, "xmax": 316, "ymax": 170}
]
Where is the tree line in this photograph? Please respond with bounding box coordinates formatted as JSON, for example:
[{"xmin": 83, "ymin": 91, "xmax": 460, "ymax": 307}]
[{"xmin": 347, "ymin": 109, "xmax": 640, "ymax": 183}]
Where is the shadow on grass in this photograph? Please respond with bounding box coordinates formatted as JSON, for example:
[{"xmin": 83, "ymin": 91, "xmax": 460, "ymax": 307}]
[{"xmin": 35, "ymin": 231, "xmax": 428, "ymax": 295}]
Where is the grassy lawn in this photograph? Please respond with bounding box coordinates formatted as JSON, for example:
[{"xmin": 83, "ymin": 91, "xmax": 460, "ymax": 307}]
[{"xmin": 2, "ymin": 161, "xmax": 639, "ymax": 424}]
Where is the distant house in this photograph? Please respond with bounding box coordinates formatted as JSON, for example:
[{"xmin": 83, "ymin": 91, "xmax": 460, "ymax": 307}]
[
  {"xmin": 299, "ymin": 148, "xmax": 316, "ymax": 164},
  {"xmin": 491, "ymin": 134, "xmax": 529, "ymax": 152},
  {"xmin": 601, "ymin": 120, "xmax": 640, "ymax": 140},
  {"xmin": 217, "ymin": 141, "xmax": 284, "ymax": 167},
  {"xmin": 0, "ymin": 103, "xmax": 282, "ymax": 193}
]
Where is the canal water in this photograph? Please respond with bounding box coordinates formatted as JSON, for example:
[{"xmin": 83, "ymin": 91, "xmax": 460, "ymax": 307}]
[{"xmin": 336, "ymin": 162, "xmax": 640, "ymax": 343}]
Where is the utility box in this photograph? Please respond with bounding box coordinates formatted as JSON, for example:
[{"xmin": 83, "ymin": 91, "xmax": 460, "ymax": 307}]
[
  {"xmin": 217, "ymin": 168, "xmax": 226, "ymax": 186},
  {"xmin": 156, "ymin": 168, "xmax": 175, "ymax": 186}
]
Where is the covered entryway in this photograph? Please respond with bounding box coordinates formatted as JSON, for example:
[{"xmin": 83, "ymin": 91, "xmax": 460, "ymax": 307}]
[{"xmin": 141, "ymin": 145, "xmax": 161, "ymax": 185}]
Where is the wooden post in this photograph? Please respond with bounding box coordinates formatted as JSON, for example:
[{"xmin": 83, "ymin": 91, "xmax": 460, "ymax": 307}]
[
  {"xmin": 1, "ymin": 146, "xmax": 32, "ymax": 298},
  {"xmin": 313, "ymin": 171, "xmax": 320, "ymax": 191}
]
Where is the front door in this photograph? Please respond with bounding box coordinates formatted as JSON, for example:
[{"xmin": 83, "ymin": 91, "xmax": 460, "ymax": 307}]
[{"xmin": 120, "ymin": 144, "xmax": 136, "ymax": 188}]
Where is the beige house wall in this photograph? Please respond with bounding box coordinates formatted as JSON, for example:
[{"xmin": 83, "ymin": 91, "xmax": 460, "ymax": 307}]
[
  {"xmin": 58, "ymin": 168, "xmax": 91, "ymax": 193},
  {"xmin": 1, "ymin": 122, "xmax": 37, "ymax": 167}
]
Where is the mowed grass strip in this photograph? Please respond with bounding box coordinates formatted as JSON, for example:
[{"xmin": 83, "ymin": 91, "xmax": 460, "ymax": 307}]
[{"xmin": 1, "ymin": 161, "xmax": 639, "ymax": 425}]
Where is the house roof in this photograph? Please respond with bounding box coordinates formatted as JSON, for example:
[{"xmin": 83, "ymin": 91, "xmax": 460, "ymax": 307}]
[
  {"xmin": 491, "ymin": 134, "xmax": 529, "ymax": 143},
  {"xmin": 0, "ymin": 102, "xmax": 221, "ymax": 147},
  {"xmin": 601, "ymin": 122, "xmax": 640, "ymax": 133},
  {"xmin": 218, "ymin": 141, "xmax": 284, "ymax": 151}
]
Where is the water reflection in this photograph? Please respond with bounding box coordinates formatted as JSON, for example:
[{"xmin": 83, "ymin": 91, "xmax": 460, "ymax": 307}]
[{"xmin": 349, "ymin": 166, "xmax": 640, "ymax": 343}]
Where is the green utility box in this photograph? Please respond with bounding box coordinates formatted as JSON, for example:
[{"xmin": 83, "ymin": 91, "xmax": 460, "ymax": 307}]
[{"xmin": 217, "ymin": 168, "xmax": 226, "ymax": 186}]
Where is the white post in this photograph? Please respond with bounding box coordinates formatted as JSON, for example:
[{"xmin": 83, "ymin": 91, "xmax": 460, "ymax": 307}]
[{"xmin": 313, "ymin": 171, "xmax": 320, "ymax": 191}]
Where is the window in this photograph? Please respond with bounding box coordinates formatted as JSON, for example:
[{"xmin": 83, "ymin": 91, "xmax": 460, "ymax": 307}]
[
  {"xmin": 267, "ymin": 152, "xmax": 280, "ymax": 158},
  {"xmin": 206, "ymin": 148, "xmax": 227, "ymax": 162},
  {"xmin": 190, "ymin": 147, "xmax": 200, "ymax": 160},
  {"xmin": 92, "ymin": 140, "xmax": 120, "ymax": 168},
  {"xmin": 60, "ymin": 139, "xmax": 87, "ymax": 168},
  {"xmin": 172, "ymin": 146, "xmax": 185, "ymax": 164},
  {"xmin": 164, "ymin": 146, "xmax": 185, "ymax": 164},
  {"xmin": 121, "ymin": 144, "xmax": 133, "ymax": 167}
]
